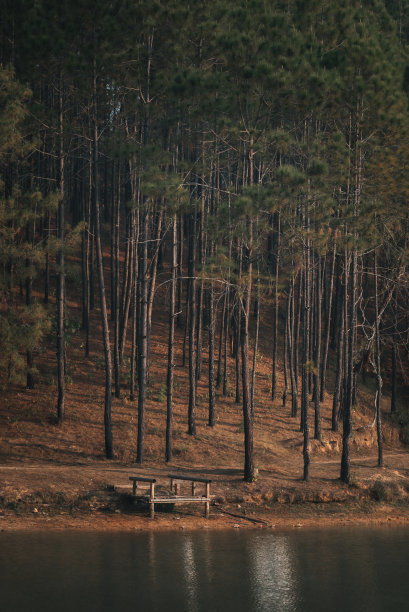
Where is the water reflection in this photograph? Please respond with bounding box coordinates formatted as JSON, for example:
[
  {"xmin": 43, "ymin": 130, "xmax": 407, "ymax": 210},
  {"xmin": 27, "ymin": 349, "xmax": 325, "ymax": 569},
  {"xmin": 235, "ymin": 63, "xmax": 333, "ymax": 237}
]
[
  {"xmin": 182, "ymin": 535, "xmax": 198, "ymax": 612},
  {"xmin": 1, "ymin": 527, "xmax": 409, "ymax": 611},
  {"xmin": 249, "ymin": 534, "xmax": 297, "ymax": 610}
]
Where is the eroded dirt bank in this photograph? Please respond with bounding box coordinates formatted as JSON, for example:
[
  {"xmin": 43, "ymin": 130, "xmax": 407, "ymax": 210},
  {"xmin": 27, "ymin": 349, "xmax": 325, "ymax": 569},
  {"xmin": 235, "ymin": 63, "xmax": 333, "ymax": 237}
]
[{"xmin": 1, "ymin": 457, "xmax": 409, "ymax": 532}]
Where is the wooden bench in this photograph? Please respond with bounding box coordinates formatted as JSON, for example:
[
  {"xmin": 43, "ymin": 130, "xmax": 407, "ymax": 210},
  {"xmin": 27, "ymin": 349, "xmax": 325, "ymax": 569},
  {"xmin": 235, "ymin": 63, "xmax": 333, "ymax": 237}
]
[{"xmin": 129, "ymin": 474, "xmax": 211, "ymax": 519}]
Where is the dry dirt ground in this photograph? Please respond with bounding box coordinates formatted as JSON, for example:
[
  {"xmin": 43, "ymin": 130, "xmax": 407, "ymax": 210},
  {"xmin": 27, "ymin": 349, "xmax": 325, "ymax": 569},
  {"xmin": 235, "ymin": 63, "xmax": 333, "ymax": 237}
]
[{"xmin": 1, "ymin": 259, "xmax": 409, "ymax": 531}]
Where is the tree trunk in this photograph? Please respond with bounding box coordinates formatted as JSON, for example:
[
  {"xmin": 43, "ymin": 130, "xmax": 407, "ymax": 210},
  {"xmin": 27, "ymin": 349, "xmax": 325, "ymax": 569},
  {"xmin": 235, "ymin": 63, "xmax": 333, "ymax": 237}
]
[
  {"xmin": 241, "ymin": 216, "xmax": 254, "ymax": 482},
  {"xmin": 25, "ymin": 245, "xmax": 34, "ymax": 390},
  {"xmin": 271, "ymin": 212, "xmax": 280, "ymax": 400},
  {"xmin": 92, "ymin": 66, "xmax": 113, "ymax": 459},
  {"xmin": 391, "ymin": 295, "xmax": 398, "ymax": 414},
  {"xmin": 113, "ymin": 165, "xmax": 121, "ymax": 398},
  {"xmin": 288, "ymin": 274, "xmax": 298, "ymax": 418},
  {"xmin": 208, "ymin": 283, "xmax": 216, "ymax": 426},
  {"xmin": 147, "ymin": 209, "xmax": 163, "ymax": 379},
  {"xmin": 251, "ymin": 275, "xmax": 260, "ymax": 415},
  {"xmin": 313, "ymin": 256, "xmax": 322, "ymax": 441},
  {"xmin": 188, "ymin": 211, "xmax": 197, "ymax": 435},
  {"xmin": 332, "ymin": 301, "xmax": 344, "ymax": 432},
  {"xmin": 374, "ymin": 251, "xmax": 383, "ymax": 467},
  {"xmin": 137, "ymin": 206, "xmax": 148, "ymax": 462},
  {"xmin": 56, "ymin": 74, "xmax": 65, "ymax": 421},
  {"xmin": 119, "ymin": 211, "xmax": 135, "ymax": 364},
  {"xmin": 166, "ymin": 214, "xmax": 177, "ymax": 461},
  {"xmin": 320, "ymin": 243, "xmax": 336, "ymax": 400},
  {"xmin": 340, "ymin": 249, "xmax": 355, "ymax": 484},
  {"xmin": 176, "ymin": 215, "xmax": 183, "ymax": 328},
  {"xmin": 302, "ymin": 223, "xmax": 311, "ymax": 481},
  {"xmin": 283, "ymin": 287, "xmax": 289, "ymax": 408},
  {"xmin": 216, "ymin": 290, "xmax": 226, "ymax": 388}
]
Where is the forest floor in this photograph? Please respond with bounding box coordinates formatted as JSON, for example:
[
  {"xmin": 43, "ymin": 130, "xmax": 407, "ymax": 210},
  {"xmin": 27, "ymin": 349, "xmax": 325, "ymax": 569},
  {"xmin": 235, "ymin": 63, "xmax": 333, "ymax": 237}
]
[{"xmin": 1, "ymin": 255, "xmax": 409, "ymax": 531}]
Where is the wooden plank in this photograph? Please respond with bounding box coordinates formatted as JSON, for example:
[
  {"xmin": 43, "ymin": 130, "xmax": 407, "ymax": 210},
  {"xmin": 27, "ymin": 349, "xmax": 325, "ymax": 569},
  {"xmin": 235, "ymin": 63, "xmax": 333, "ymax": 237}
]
[
  {"xmin": 168, "ymin": 473, "xmax": 211, "ymax": 484},
  {"xmin": 151, "ymin": 497, "xmax": 210, "ymax": 504},
  {"xmin": 129, "ymin": 476, "xmax": 157, "ymax": 483}
]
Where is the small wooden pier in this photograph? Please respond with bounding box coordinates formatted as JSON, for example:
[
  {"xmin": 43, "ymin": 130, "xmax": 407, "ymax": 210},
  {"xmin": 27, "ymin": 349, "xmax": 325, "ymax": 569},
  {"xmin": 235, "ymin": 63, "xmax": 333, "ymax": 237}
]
[{"xmin": 129, "ymin": 474, "xmax": 212, "ymax": 519}]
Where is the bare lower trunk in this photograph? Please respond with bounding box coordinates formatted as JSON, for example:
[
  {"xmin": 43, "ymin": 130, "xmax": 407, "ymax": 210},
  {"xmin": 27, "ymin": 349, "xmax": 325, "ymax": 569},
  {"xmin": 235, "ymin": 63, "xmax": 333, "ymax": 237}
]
[
  {"xmin": 313, "ymin": 257, "xmax": 321, "ymax": 441},
  {"xmin": 137, "ymin": 207, "xmax": 148, "ymax": 462},
  {"xmin": 188, "ymin": 212, "xmax": 197, "ymax": 435},
  {"xmin": 320, "ymin": 244, "xmax": 336, "ymax": 400},
  {"xmin": 374, "ymin": 251, "xmax": 383, "ymax": 467},
  {"xmin": 166, "ymin": 215, "xmax": 177, "ymax": 461},
  {"xmin": 341, "ymin": 249, "xmax": 355, "ymax": 484},
  {"xmin": 57, "ymin": 77, "xmax": 65, "ymax": 421},
  {"xmin": 208, "ymin": 284, "xmax": 216, "ymax": 426},
  {"xmin": 288, "ymin": 275, "xmax": 298, "ymax": 418},
  {"xmin": 302, "ymin": 233, "xmax": 310, "ymax": 482},
  {"xmin": 93, "ymin": 72, "xmax": 113, "ymax": 458}
]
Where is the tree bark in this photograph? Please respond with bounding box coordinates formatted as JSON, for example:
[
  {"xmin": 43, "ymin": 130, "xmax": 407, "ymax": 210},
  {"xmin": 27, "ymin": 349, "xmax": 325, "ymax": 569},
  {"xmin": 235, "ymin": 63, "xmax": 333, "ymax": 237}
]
[
  {"xmin": 320, "ymin": 243, "xmax": 336, "ymax": 400},
  {"xmin": 313, "ymin": 256, "xmax": 322, "ymax": 440},
  {"xmin": 137, "ymin": 206, "xmax": 148, "ymax": 462},
  {"xmin": 302, "ymin": 220, "xmax": 311, "ymax": 481},
  {"xmin": 271, "ymin": 212, "xmax": 280, "ymax": 400},
  {"xmin": 56, "ymin": 73, "xmax": 65, "ymax": 421},
  {"xmin": 188, "ymin": 211, "xmax": 197, "ymax": 435},
  {"xmin": 166, "ymin": 214, "xmax": 177, "ymax": 461},
  {"xmin": 93, "ymin": 65, "xmax": 113, "ymax": 459},
  {"xmin": 208, "ymin": 283, "xmax": 216, "ymax": 426},
  {"xmin": 341, "ymin": 249, "xmax": 355, "ymax": 484},
  {"xmin": 374, "ymin": 251, "xmax": 383, "ymax": 467},
  {"xmin": 241, "ymin": 217, "xmax": 255, "ymax": 482}
]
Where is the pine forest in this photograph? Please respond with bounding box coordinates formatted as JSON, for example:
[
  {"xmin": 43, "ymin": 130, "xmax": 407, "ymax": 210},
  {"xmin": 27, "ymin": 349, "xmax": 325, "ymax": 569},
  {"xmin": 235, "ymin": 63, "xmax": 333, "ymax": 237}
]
[{"xmin": 2, "ymin": 0, "xmax": 409, "ymax": 502}]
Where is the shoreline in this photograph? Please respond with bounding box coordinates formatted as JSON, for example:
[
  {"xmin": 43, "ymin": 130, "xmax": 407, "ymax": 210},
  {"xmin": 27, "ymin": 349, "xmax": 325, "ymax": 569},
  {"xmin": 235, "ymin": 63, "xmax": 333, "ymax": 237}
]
[{"xmin": 2, "ymin": 502, "xmax": 409, "ymax": 532}]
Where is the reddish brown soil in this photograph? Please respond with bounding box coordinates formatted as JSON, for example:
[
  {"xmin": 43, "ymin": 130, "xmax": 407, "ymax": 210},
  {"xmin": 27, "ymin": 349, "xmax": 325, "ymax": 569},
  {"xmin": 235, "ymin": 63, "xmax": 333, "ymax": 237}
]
[{"xmin": 1, "ymin": 256, "xmax": 409, "ymax": 531}]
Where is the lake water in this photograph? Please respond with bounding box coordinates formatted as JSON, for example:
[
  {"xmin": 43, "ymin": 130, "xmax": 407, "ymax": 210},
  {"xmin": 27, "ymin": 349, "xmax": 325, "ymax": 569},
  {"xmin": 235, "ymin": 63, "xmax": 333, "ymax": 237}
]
[{"xmin": 1, "ymin": 527, "xmax": 408, "ymax": 611}]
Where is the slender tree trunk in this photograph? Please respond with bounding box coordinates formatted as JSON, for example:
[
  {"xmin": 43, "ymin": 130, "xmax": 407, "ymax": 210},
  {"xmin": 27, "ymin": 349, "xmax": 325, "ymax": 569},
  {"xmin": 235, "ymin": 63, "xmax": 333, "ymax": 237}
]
[
  {"xmin": 288, "ymin": 274, "xmax": 298, "ymax": 418},
  {"xmin": 82, "ymin": 151, "xmax": 92, "ymax": 357},
  {"xmin": 130, "ymin": 203, "xmax": 139, "ymax": 402},
  {"xmin": 188, "ymin": 211, "xmax": 197, "ymax": 435},
  {"xmin": 114, "ymin": 165, "xmax": 121, "ymax": 398},
  {"xmin": 216, "ymin": 290, "xmax": 226, "ymax": 388},
  {"xmin": 208, "ymin": 283, "xmax": 216, "ymax": 426},
  {"xmin": 332, "ymin": 303, "xmax": 344, "ymax": 432},
  {"xmin": 320, "ymin": 243, "xmax": 336, "ymax": 400},
  {"xmin": 56, "ymin": 74, "xmax": 65, "ymax": 421},
  {"xmin": 235, "ymin": 248, "xmax": 242, "ymax": 404},
  {"xmin": 196, "ymin": 181, "xmax": 205, "ymax": 381},
  {"xmin": 222, "ymin": 284, "xmax": 229, "ymax": 396},
  {"xmin": 146, "ymin": 209, "xmax": 163, "ymax": 378},
  {"xmin": 302, "ymin": 220, "xmax": 311, "ymax": 481},
  {"xmin": 283, "ymin": 288, "xmax": 289, "ymax": 407},
  {"xmin": 110, "ymin": 161, "xmax": 115, "ymax": 322},
  {"xmin": 313, "ymin": 256, "xmax": 322, "ymax": 441},
  {"xmin": 241, "ymin": 212, "xmax": 254, "ymax": 482},
  {"xmin": 374, "ymin": 251, "xmax": 383, "ymax": 467},
  {"xmin": 271, "ymin": 212, "xmax": 280, "ymax": 400},
  {"xmin": 25, "ymin": 240, "xmax": 34, "ymax": 390},
  {"xmin": 137, "ymin": 206, "xmax": 148, "ymax": 462},
  {"xmin": 182, "ymin": 286, "xmax": 189, "ymax": 368},
  {"xmin": 166, "ymin": 214, "xmax": 177, "ymax": 461},
  {"xmin": 294, "ymin": 270, "xmax": 302, "ymax": 395},
  {"xmin": 341, "ymin": 249, "xmax": 355, "ymax": 483},
  {"xmin": 251, "ymin": 274, "xmax": 260, "ymax": 415},
  {"xmin": 44, "ymin": 212, "xmax": 50, "ymax": 304},
  {"xmin": 119, "ymin": 211, "xmax": 135, "ymax": 364},
  {"xmin": 92, "ymin": 66, "xmax": 113, "ymax": 459},
  {"xmin": 391, "ymin": 295, "xmax": 398, "ymax": 413},
  {"xmin": 176, "ymin": 215, "xmax": 183, "ymax": 328}
]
